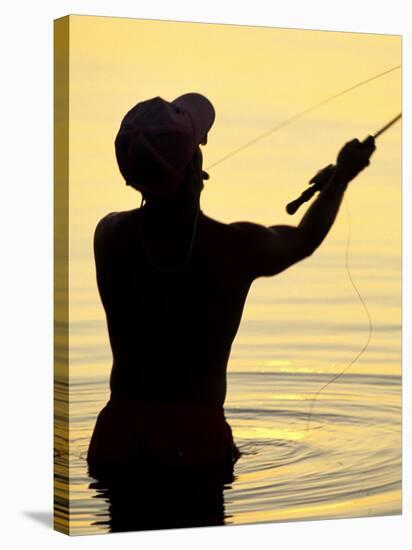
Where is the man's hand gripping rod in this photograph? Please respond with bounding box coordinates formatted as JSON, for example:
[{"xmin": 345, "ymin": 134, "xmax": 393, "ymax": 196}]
[{"xmin": 286, "ymin": 113, "xmax": 402, "ymax": 215}]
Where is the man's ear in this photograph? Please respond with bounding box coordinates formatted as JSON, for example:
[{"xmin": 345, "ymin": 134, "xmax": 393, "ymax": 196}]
[{"xmin": 185, "ymin": 148, "xmax": 202, "ymax": 179}]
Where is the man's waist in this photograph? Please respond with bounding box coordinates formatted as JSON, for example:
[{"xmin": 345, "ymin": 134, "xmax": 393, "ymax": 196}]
[{"xmin": 108, "ymin": 393, "xmax": 225, "ymax": 418}]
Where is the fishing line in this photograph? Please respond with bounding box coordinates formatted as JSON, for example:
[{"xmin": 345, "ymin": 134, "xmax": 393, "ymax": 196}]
[
  {"xmin": 206, "ymin": 64, "xmax": 401, "ymax": 171},
  {"xmin": 305, "ymin": 200, "xmax": 373, "ymax": 432},
  {"xmin": 202, "ymin": 64, "xmax": 401, "ymax": 434}
]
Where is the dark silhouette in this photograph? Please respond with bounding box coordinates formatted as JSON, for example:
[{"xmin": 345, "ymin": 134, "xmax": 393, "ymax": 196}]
[{"xmin": 87, "ymin": 93, "xmax": 375, "ymax": 531}]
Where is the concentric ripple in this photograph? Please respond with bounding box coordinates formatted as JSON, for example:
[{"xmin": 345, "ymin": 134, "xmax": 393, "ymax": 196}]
[{"xmin": 55, "ymin": 371, "xmax": 401, "ymax": 534}]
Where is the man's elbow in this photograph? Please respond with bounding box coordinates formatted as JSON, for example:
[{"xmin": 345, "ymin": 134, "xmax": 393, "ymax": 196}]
[
  {"xmin": 267, "ymin": 242, "xmax": 316, "ymax": 276},
  {"xmin": 301, "ymin": 242, "xmax": 318, "ymax": 259},
  {"xmin": 293, "ymin": 231, "xmax": 326, "ymax": 263},
  {"xmin": 295, "ymin": 230, "xmax": 321, "ymax": 261}
]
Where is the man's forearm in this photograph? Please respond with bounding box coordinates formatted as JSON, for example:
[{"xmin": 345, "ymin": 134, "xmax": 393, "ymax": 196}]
[{"xmin": 297, "ymin": 169, "xmax": 350, "ymax": 254}]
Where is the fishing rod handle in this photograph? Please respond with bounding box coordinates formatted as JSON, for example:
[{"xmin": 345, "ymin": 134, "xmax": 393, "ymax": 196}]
[
  {"xmin": 286, "ymin": 136, "xmax": 375, "ymax": 215},
  {"xmin": 286, "ymin": 164, "xmax": 336, "ymax": 215},
  {"xmin": 286, "ymin": 186, "xmax": 319, "ymax": 215}
]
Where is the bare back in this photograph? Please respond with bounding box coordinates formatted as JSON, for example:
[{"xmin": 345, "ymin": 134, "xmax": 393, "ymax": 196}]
[{"xmin": 94, "ymin": 208, "xmax": 259, "ymax": 406}]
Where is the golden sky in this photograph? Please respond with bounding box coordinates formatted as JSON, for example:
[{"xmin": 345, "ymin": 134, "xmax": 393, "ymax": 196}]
[
  {"xmin": 66, "ymin": 15, "xmax": 401, "ymax": 377},
  {"xmin": 68, "ymin": 15, "xmax": 401, "ymax": 226}
]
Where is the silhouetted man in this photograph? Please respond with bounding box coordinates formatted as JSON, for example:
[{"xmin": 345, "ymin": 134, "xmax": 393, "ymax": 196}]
[{"xmin": 88, "ymin": 93, "xmax": 375, "ymax": 488}]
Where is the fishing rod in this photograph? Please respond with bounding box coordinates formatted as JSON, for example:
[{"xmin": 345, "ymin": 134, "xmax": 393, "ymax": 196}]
[{"xmin": 286, "ymin": 113, "xmax": 402, "ymax": 215}]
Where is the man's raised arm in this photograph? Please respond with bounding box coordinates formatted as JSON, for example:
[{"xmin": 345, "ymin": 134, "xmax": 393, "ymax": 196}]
[{"xmin": 231, "ymin": 137, "xmax": 376, "ymax": 278}]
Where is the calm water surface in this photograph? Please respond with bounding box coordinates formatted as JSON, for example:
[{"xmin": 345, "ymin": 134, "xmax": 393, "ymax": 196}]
[
  {"xmin": 55, "ymin": 371, "xmax": 401, "ymax": 534},
  {"xmin": 54, "ymin": 240, "xmax": 401, "ymax": 534}
]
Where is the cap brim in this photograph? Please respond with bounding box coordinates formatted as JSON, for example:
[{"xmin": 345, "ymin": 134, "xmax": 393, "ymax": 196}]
[{"xmin": 172, "ymin": 93, "xmax": 215, "ymax": 146}]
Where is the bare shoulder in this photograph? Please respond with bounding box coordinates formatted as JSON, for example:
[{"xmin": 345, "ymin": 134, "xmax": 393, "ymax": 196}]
[
  {"xmin": 199, "ymin": 216, "xmax": 281, "ymax": 258},
  {"xmin": 228, "ymin": 220, "xmax": 272, "ymax": 238},
  {"xmin": 94, "ymin": 209, "xmax": 138, "ymax": 240},
  {"xmin": 95, "ymin": 211, "xmax": 118, "ymax": 230},
  {"xmin": 201, "ymin": 215, "xmax": 267, "ymax": 239}
]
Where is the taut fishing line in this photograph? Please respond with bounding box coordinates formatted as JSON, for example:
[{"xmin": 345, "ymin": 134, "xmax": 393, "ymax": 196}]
[
  {"xmin": 203, "ymin": 64, "xmax": 401, "ymax": 433},
  {"xmin": 206, "ymin": 64, "xmax": 401, "ymax": 171}
]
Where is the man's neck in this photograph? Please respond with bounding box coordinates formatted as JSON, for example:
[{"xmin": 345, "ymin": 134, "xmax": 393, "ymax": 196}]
[{"xmin": 142, "ymin": 185, "xmax": 200, "ymax": 225}]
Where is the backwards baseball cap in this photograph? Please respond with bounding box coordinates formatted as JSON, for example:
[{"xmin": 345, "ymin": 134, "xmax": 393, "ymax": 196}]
[{"xmin": 115, "ymin": 93, "xmax": 215, "ymax": 198}]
